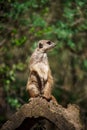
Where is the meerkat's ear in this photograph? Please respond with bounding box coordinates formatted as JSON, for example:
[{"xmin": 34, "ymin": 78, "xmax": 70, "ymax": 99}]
[{"xmin": 39, "ymin": 43, "xmax": 43, "ymax": 48}]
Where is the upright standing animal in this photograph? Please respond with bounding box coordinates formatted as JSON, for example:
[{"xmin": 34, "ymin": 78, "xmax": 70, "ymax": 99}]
[{"xmin": 26, "ymin": 40, "xmax": 56, "ymax": 100}]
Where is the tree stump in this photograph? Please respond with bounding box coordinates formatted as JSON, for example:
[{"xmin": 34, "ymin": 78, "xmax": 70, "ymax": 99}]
[{"xmin": 1, "ymin": 97, "xmax": 83, "ymax": 130}]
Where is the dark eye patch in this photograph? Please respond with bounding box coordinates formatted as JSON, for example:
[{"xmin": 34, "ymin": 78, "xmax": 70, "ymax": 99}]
[
  {"xmin": 47, "ymin": 41, "xmax": 51, "ymax": 45},
  {"xmin": 39, "ymin": 43, "xmax": 43, "ymax": 48}
]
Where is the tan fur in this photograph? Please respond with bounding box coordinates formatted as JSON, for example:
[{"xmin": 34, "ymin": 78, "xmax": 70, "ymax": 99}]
[{"xmin": 26, "ymin": 40, "xmax": 56, "ymax": 100}]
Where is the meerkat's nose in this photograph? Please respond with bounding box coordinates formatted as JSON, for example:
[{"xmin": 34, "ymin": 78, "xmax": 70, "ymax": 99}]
[{"xmin": 53, "ymin": 42, "xmax": 56, "ymax": 47}]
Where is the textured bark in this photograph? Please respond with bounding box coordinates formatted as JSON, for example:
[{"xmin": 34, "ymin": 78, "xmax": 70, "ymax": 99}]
[{"xmin": 1, "ymin": 97, "xmax": 83, "ymax": 130}]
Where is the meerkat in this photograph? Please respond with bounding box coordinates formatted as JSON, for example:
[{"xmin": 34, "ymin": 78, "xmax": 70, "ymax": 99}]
[{"xmin": 26, "ymin": 40, "xmax": 56, "ymax": 101}]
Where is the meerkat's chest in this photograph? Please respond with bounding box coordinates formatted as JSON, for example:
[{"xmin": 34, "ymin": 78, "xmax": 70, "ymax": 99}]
[
  {"xmin": 36, "ymin": 62, "xmax": 49, "ymax": 81},
  {"xmin": 37, "ymin": 53, "xmax": 49, "ymax": 71},
  {"xmin": 30, "ymin": 52, "xmax": 49, "ymax": 66},
  {"xmin": 30, "ymin": 52, "xmax": 49, "ymax": 80}
]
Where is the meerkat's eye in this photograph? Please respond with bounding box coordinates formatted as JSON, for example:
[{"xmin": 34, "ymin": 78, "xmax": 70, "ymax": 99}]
[
  {"xmin": 39, "ymin": 43, "xmax": 43, "ymax": 48},
  {"xmin": 47, "ymin": 41, "xmax": 51, "ymax": 45}
]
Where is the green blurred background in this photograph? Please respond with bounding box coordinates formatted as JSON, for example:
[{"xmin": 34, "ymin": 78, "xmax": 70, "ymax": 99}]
[{"xmin": 0, "ymin": 0, "xmax": 87, "ymax": 129}]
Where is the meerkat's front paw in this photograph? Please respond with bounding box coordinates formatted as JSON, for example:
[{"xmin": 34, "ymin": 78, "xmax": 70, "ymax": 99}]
[{"xmin": 42, "ymin": 93, "xmax": 52, "ymax": 101}]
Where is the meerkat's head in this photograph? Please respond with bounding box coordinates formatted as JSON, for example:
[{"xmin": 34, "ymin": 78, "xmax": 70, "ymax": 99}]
[{"xmin": 37, "ymin": 40, "xmax": 56, "ymax": 52}]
